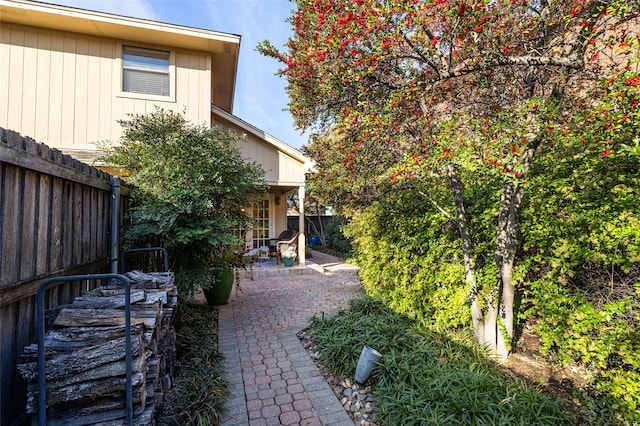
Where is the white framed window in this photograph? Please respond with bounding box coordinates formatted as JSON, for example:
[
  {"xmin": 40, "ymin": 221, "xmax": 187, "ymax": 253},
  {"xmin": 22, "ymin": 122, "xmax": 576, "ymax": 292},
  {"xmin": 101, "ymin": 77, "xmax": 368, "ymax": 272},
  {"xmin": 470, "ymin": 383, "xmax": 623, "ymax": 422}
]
[{"xmin": 119, "ymin": 45, "xmax": 174, "ymax": 100}]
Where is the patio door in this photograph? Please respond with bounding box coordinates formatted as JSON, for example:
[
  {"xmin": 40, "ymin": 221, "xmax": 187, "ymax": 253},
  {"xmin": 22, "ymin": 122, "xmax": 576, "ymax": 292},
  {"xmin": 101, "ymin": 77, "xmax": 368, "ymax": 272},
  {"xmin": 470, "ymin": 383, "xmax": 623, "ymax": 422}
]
[{"xmin": 250, "ymin": 198, "xmax": 271, "ymax": 249}]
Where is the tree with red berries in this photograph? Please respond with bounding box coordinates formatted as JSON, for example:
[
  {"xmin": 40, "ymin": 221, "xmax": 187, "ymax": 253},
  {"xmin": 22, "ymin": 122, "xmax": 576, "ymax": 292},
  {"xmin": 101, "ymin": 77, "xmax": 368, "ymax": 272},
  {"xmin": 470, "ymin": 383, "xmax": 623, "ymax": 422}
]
[{"xmin": 259, "ymin": 0, "xmax": 639, "ymax": 359}]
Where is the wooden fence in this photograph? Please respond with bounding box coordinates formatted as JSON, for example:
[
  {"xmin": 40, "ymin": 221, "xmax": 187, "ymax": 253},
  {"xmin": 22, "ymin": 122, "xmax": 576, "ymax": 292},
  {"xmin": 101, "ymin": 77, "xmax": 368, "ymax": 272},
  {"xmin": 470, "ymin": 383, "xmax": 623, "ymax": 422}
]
[
  {"xmin": 288, "ymin": 215, "xmax": 335, "ymax": 241},
  {"xmin": 0, "ymin": 128, "xmax": 129, "ymax": 426}
]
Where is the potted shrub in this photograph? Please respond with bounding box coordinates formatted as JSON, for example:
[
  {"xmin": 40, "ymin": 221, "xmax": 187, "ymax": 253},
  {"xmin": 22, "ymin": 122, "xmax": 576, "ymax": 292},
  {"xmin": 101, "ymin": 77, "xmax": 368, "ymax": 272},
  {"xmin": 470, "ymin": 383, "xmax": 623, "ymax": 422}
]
[
  {"xmin": 203, "ymin": 244, "xmax": 250, "ymax": 305},
  {"xmin": 281, "ymin": 246, "xmax": 297, "ymax": 267},
  {"xmin": 203, "ymin": 265, "xmax": 235, "ymax": 305}
]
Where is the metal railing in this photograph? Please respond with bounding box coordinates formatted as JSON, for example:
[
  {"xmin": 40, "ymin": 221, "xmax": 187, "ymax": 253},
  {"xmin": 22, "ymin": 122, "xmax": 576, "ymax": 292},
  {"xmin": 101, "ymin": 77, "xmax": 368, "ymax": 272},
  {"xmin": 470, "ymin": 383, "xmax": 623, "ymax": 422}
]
[{"xmin": 120, "ymin": 247, "xmax": 169, "ymax": 273}]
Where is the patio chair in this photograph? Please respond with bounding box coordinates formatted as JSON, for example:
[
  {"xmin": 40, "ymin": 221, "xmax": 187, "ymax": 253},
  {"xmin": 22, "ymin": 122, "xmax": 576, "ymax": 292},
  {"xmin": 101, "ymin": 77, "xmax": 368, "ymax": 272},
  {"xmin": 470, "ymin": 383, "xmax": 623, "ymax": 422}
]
[{"xmin": 269, "ymin": 230, "xmax": 299, "ymax": 264}]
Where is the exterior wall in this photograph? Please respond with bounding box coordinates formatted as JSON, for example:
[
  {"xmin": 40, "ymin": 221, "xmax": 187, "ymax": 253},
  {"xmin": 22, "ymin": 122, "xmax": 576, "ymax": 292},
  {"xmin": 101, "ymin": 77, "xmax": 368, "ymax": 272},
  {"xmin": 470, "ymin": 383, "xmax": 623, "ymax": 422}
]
[
  {"xmin": 225, "ymin": 125, "xmax": 306, "ymax": 186},
  {"xmin": 211, "ymin": 113, "xmax": 306, "ymax": 245},
  {"xmin": 272, "ymin": 195, "xmax": 290, "ymax": 234},
  {"xmin": 0, "ymin": 23, "xmax": 211, "ymax": 159}
]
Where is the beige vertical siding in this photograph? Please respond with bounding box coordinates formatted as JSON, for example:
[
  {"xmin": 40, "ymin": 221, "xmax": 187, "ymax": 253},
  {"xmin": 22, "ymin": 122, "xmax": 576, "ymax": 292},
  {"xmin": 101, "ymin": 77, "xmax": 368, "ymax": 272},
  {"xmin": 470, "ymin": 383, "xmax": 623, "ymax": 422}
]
[
  {"xmin": 238, "ymin": 133, "xmax": 306, "ymax": 185},
  {"xmin": 279, "ymin": 151, "xmax": 306, "ymax": 183},
  {"xmin": 0, "ymin": 23, "xmax": 212, "ymax": 155},
  {"xmin": 272, "ymin": 200, "xmax": 289, "ymax": 234},
  {"xmin": 34, "ymin": 32, "xmax": 51, "ymax": 139},
  {"xmin": 0, "ymin": 28, "xmax": 9, "ymax": 127},
  {"xmin": 240, "ymin": 133, "xmax": 279, "ymax": 179}
]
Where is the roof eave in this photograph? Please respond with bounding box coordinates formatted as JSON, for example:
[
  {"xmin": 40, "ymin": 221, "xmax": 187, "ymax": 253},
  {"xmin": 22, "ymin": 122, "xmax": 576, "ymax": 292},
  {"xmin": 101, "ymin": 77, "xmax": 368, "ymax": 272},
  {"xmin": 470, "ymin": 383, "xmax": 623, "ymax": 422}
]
[{"xmin": 211, "ymin": 105, "xmax": 308, "ymax": 165}]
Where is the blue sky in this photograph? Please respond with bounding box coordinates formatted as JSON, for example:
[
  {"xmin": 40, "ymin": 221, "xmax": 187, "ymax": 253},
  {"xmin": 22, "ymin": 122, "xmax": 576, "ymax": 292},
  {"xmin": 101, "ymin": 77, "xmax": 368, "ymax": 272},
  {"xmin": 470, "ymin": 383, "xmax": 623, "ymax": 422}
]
[{"xmin": 50, "ymin": 0, "xmax": 307, "ymax": 149}]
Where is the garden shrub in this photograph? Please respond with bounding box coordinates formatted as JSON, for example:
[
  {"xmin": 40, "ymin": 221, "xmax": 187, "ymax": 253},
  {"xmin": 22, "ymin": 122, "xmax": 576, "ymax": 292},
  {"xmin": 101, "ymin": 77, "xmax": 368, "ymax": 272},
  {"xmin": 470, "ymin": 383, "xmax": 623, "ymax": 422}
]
[
  {"xmin": 518, "ymin": 139, "xmax": 640, "ymax": 423},
  {"xmin": 325, "ymin": 215, "xmax": 353, "ymax": 254},
  {"xmin": 347, "ymin": 136, "xmax": 640, "ymax": 422},
  {"xmin": 351, "ymin": 188, "xmax": 470, "ymax": 330},
  {"xmin": 98, "ymin": 108, "xmax": 267, "ymax": 297}
]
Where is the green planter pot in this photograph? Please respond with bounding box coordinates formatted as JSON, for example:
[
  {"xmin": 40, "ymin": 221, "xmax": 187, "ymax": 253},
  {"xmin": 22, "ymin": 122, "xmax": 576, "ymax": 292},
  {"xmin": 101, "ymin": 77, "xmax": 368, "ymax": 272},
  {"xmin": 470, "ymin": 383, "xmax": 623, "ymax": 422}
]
[
  {"xmin": 203, "ymin": 266, "xmax": 234, "ymax": 305},
  {"xmin": 282, "ymin": 257, "xmax": 295, "ymax": 267}
]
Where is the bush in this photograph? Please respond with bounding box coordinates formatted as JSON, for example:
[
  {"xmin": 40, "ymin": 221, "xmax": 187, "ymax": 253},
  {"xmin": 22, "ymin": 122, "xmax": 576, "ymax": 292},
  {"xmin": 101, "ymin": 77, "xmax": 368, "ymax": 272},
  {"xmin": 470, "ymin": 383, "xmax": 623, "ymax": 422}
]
[
  {"xmin": 325, "ymin": 215, "xmax": 353, "ymax": 254},
  {"xmin": 351, "ymin": 188, "xmax": 470, "ymax": 329},
  {"xmin": 98, "ymin": 108, "xmax": 267, "ymax": 297},
  {"xmin": 347, "ymin": 137, "xmax": 640, "ymax": 422},
  {"xmin": 518, "ymin": 139, "xmax": 640, "ymax": 423}
]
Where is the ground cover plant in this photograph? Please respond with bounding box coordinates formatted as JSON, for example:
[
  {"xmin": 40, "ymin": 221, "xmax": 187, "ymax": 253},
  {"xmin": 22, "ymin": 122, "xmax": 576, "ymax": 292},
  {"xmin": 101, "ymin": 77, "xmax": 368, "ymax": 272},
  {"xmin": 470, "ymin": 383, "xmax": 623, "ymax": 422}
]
[
  {"xmin": 311, "ymin": 297, "xmax": 573, "ymax": 426},
  {"xmin": 156, "ymin": 301, "xmax": 226, "ymax": 425}
]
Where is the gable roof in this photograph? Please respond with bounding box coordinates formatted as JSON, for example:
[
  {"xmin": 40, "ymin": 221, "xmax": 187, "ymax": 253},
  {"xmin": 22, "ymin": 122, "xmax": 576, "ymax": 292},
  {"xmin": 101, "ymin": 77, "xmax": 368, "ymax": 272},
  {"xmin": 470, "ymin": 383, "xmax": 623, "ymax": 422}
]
[{"xmin": 212, "ymin": 105, "xmax": 308, "ymax": 165}]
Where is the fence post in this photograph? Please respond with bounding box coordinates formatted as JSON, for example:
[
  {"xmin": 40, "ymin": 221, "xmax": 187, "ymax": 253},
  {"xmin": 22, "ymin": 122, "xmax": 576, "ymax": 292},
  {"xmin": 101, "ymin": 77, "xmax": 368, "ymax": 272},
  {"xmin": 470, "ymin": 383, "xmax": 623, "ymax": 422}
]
[{"xmin": 111, "ymin": 176, "xmax": 120, "ymax": 274}]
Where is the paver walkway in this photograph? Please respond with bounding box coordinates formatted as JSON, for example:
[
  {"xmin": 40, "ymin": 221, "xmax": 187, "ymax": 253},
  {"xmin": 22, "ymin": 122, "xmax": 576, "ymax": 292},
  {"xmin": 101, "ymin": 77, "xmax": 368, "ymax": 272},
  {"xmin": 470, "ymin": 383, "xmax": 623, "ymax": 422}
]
[{"xmin": 218, "ymin": 253, "xmax": 365, "ymax": 426}]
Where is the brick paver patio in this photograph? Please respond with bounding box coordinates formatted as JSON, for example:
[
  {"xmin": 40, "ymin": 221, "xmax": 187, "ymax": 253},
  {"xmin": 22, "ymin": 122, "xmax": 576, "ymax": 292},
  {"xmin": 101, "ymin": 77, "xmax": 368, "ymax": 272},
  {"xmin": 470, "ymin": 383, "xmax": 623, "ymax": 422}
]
[{"xmin": 218, "ymin": 253, "xmax": 364, "ymax": 425}]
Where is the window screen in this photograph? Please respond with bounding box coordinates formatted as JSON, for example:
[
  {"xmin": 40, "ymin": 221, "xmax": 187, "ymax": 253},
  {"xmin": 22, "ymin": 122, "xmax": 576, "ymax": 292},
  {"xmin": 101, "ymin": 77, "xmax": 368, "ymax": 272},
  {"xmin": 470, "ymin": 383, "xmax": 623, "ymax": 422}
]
[{"xmin": 122, "ymin": 46, "xmax": 170, "ymax": 96}]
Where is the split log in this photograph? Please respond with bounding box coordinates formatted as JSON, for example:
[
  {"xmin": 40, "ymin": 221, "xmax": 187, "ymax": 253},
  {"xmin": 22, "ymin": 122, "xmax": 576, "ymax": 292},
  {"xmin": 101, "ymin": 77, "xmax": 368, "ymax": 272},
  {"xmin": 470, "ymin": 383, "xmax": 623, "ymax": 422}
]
[
  {"xmin": 53, "ymin": 308, "xmax": 158, "ymax": 328},
  {"xmin": 144, "ymin": 331, "xmax": 158, "ymax": 354},
  {"xmin": 32, "ymin": 395, "xmax": 154, "ymax": 426},
  {"xmin": 27, "ymin": 350, "xmax": 150, "ymax": 394},
  {"xmin": 146, "ymin": 358, "xmax": 160, "ymax": 388},
  {"xmin": 21, "ymin": 324, "xmax": 145, "ymax": 358},
  {"xmin": 19, "ymin": 270, "xmax": 178, "ymax": 425},
  {"xmin": 71, "ymin": 290, "xmax": 146, "ymax": 309},
  {"xmin": 18, "ymin": 335, "xmax": 144, "ymax": 382},
  {"xmin": 125, "ymin": 270, "xmax": 175, "ymax": 289},
  {"xmin": 161, "ymin": 306, "xmax": 175, "ymax": 326},
  {"xmin": 42, "ymin": 399, "xmax": 137, "ymax": 426},
  {"xmin": 144, "ymin": 290, "xmax": 167, "ymax": 305},
  {"xmin": 26, "ymin": 371, "xmax": 146, "ymax": 413},
  {"xmin": 132, "ymin": 298, "xmax": 162, "ymax": 322}
]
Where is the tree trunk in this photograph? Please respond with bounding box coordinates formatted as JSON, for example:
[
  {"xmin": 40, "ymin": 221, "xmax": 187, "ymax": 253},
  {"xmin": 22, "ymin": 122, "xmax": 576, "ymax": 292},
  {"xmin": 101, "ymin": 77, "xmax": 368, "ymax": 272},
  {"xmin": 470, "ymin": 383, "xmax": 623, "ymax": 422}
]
[
  {"xmin": 492, "ymin": 137, "xmax": 541, "ymax": 360},
  {"xmin": 446, "ymin": 134, "xmax": 538, "ymax": 360},
  {"xmin": 444, "ymin": 164, "xmax": 486, "ymax": 345},
  {"xmin": 315, "ymin": 203, "xmax": 326, "ymax": 245},
  {"xmin": 492, "ymin": 181, "xmax": 523, "ymax": 360}
]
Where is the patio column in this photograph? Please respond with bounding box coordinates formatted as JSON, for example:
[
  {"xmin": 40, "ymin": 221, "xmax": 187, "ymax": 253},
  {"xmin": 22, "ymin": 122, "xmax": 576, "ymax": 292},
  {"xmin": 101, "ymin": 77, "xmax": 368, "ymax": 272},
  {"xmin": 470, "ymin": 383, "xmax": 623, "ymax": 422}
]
[{"xmin": 298, "ymin": 185, "xmax": 306, "ymax": 265}]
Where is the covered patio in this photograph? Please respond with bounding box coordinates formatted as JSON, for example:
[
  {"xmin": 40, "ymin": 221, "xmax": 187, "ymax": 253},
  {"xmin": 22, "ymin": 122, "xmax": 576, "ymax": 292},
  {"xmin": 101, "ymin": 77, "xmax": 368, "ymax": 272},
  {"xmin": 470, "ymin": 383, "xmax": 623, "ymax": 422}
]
[
  {"xmin": 241, "ymin": 250, "xmax": 359, "ymax": 278},
  {"xmin": 212, "ymin": 106, "xmax": 310, "ymax": 265}
]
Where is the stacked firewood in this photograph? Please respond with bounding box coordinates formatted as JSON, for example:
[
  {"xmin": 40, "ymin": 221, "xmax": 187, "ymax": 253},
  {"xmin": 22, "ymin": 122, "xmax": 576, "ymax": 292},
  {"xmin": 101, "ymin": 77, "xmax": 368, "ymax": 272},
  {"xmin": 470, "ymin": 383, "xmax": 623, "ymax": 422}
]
[{"xmin": 18, "ymin": 271, "xmax": 178, "ymax": 425}]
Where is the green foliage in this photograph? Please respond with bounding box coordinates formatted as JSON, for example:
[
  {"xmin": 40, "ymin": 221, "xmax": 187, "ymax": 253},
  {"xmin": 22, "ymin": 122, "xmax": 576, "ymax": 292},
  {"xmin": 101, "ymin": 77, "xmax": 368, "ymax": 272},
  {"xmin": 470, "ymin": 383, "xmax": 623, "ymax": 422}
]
[
  {"xmin": 304, "ymin": 244, "xmax": 313, "ymax": 258},
  {"xmin": 351, "ymin": 188, "xmax": 470, "ymax": 329},
  {"xmin": 267, "ymin": 0, "xmax": 639, "ymax": 361},
  {"xmin": 156, "ymin": 302, "xmax": 227, "ymax": 425},
  {"xmin": 598, "ymin": 370, "xmax": 640, "ymax": 421},
  {"xmin": 518, "ymin": 131, "xmax": 640, "ymax": 423},
  {"xmin": 524, "ymin": 281, "xmax": 640, "ymax": 424},
  {"xmin": 262, "ymin": 0, "xmax": 637, "ymax": 215},
  {"xmin": 325, "ymin": 215, "xmax": 353, "ymax": 255},
  {"xmin": 347, "ymin": 128, "xmax": 640, "ymax": 421},
  {"xmin": 98, "ymin": 108, "xmax": 266, "ymax": 296},
  {"xmin": 261, "ymin": 0, "xmax": 639, "ymax": 420},
  {"xmin": 311, "ymin": 297, "xmax": 572, "ymax": 425}
]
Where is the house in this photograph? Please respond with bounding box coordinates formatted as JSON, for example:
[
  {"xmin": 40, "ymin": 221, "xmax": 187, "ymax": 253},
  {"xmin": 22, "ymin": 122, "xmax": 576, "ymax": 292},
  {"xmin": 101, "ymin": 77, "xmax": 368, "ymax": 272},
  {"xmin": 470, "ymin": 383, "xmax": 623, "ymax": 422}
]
[{"xmin": 0, "ymin": 0, "xmax": 308, "ymax": 263}]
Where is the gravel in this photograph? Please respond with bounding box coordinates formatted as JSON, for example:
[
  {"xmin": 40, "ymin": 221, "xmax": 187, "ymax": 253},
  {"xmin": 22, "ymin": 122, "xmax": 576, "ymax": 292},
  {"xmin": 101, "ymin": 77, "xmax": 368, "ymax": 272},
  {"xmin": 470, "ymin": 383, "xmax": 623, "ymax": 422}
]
[{"xmin": 297, "ymin": 328, "xmax": 379, "ymax": 426}]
